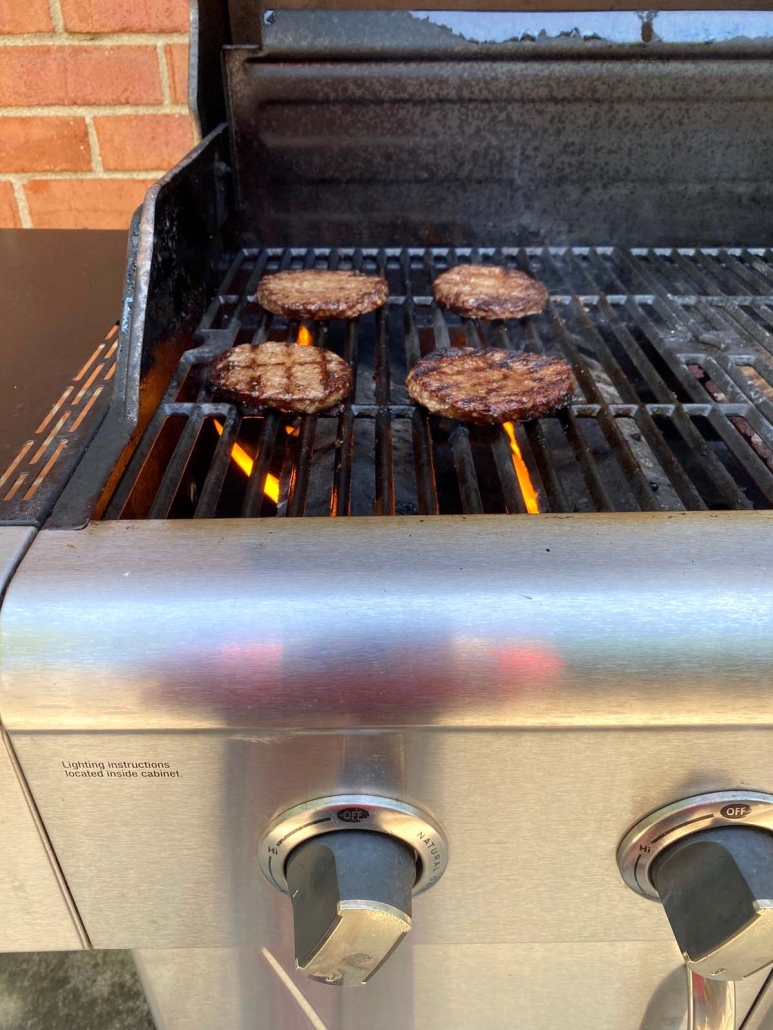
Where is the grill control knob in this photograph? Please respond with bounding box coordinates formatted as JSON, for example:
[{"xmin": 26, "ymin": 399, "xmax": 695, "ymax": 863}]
[
  {"xmin": 652, "ymin": 827, "xmax": 773, "ymax": 981},
  {"xmin": 285, "ymin": 830, "xmax": 416, "ymax": 986}
]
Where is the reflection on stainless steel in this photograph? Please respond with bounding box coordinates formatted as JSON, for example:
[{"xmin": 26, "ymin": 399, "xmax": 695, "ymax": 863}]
[
  {"xmin": 0, "ymin": 527, "xmax": 86, "ymax": 952},
  {"xmin": 133, "ymin": 941, "xmax": 769, "ymax": 1030},
  {"xmin": 0, "ymin": 726, "xmax": 87, "ymax": 952},
  {"xmin": 740, "ymin": 968, "xmax": 773, "ymax": 1030},
  {"xmin": 3, "ymin": 513, "xmax": 773, "ymax": 731},
  {"xmin": 688, "ymin": 970, "xmax": 734, "ymax": 1030},
  {"xmin": 134, "ymin": 944, "xmax": 343, "ymax": 1030},
  {"xmin": 261, "ymin": 948, "xmax": 329, "ymax": 1029},
  {"xmin": 637, "ymin": 966, "xmax": 689, "ymax": 1030},
  {"xmin": 0, "ymin": 527, "xmax": 35, "ymax": 609}
]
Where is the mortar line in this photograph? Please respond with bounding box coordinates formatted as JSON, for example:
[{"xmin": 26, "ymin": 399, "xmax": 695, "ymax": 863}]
[
  {"xmin": 157, "ymin": 42, "xmax": 172, "ymax": 106},
  {"xmin": 0, "ymin": 105, "xmax": 189, "ymax": 117},
  {"xmin": 11, "ymin": 180, "xmax": 33, "ymax": 228},
  {"xmin": 85, "ymin": 116, "xmax": 104, "ymax": 173},
  {"xmin": 0, "ymin": 32, "xmax": 188, "ymax": 45},
  {"xmin": 0, "ymin": 170, "xmax": 165, "ymax": 182},
  {"xmin": 46, "ymin": 0, "xmax": 65, "ymax": 34}
]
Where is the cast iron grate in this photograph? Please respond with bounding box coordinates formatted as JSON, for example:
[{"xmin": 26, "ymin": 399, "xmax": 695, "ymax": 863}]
[{"xmin": 102, "ymin": 246, "xmax": 773, "ymax": 519}]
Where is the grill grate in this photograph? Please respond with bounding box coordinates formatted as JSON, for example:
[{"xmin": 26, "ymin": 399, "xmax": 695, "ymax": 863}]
[{"xmin": 102, "ymin": 247, "xmax": 773, "ymax": 519}]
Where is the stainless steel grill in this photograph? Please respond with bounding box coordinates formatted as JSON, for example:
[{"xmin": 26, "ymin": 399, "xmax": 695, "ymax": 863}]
[
  {"xmin": 9, "ymin": 11, "xmax": 773, "ymax": 1030},
  {"xmin": 103, "ymin": 246, "xmax": 773, "ymax": 520}
]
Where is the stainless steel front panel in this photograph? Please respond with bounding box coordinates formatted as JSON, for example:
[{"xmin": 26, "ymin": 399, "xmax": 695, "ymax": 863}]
[
  {"xmin": 133, "ymin": 944, "xmax": 770, "ymax": 1030},
  {"xmin": 0, "ymin": 727, "xmax": 86, "ymax": 951},
  {"xmin": 2, "ymin": 515, "xmax": 772, "ymax": 1025},
  {"xmin": 13, "ymin": 726, "xmax": 773, "ymax": 1028},
  {"xmin": 0, "ymin": 527, "xmax": 85, "ymax": 952}
]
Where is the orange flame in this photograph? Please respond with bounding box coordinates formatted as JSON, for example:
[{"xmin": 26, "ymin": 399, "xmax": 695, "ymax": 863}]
[
  {"xmin": 212, "ymin": 420, "xmax": 280, "ymax": 503},
  {"xmin": 297, "ymin": 326, "xmax": 313, "ymax": 346},
  {"xmin": 503, "ymin": 423, "xmax": 540, "ymax": 514}
]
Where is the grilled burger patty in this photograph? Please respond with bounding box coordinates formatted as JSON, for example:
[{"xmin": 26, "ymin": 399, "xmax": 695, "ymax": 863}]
[
  {"xmin": 256, "ymin": 269, "xmax": 389, "ymax": 320},
  {"xmin": 433, "ymin": 265, "xmax": 549, "ymax": 320},
  {"xmin": 407, "ymin": 348, "xmax": 573, "ymax": 424},
  {"xmin": 208, "ymin": 342, "xmax": 353, "ymax": 415}
]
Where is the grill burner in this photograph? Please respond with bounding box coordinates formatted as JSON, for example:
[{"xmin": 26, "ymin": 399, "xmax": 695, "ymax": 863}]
[{"xmin": 103, "ymin": 246, "xmax": 773, "ymax": 520}]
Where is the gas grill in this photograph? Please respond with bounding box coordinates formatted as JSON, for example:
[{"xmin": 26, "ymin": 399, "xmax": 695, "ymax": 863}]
[{"xmin": 3, "ymin": 7, "xmax": 773, "ymax": 1030}]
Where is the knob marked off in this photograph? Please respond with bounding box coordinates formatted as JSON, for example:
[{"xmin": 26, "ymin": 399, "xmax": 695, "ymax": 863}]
[
  {"xmin": 618, "ymin": 790, "xmax": 773, "ymax": 984},
  {"xmin": 258, "ymin": 795, "xmax": 448, "ymax": 988}
]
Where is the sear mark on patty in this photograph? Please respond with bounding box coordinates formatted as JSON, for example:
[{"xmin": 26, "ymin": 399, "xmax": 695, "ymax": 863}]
[
  {"xmin": 256, "ymin": 269, "xmax": 389, "ymax": 320},
  {"xmin": 208, "ymin": 342, "xmax": 353, "ymax": 415},
  {"xmin": 433, "ymin": 265, "xmax": 549, "ymax": 320},
  {"xmin": 407, "ymin": 348, "xmax": 574, "ymax": 424}
]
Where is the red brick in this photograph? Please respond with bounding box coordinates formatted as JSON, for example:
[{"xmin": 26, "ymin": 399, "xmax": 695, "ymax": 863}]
[
  {"xmin": 0, "ymin": 117, "xmax": 90, "ymax": 173},
  {"xmin": 95, "ymin": 114, "xmax": 193, "ymax": 171},
  {"xmin": 0, "ymin": 182, "xmax": 22, "ymax": 228},
  {"xmin": 25, "ymin": 178, "xmax": 154, "ymax": 229},
  {"xmin": 0, "ymin": 0, "xmax": 53, "ymax": 32},
  {"xmin": 0, "ymin": 47, "xmax": 162, "ymax": 107},
  {"xmin": 61, "ymin": 0, "xmax": 188, "ymax": 33},
  {"xmin": 165, "ymin": 42, "xmax": 189, "ymax": 105}
]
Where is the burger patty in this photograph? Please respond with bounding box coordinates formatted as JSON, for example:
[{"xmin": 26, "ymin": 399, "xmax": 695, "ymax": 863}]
[
  {"xmin": 256, "ymin": 269, "xmax": 389, "ymax": 320},
  {"xmin": 433, "ymin": 264, "xmax": 549, "ymax": 320},
  {"xmin": 407, "ymin": 348, "xmax": 573, "ymax": 424},
  {"xmin": 208, "ymin": 342, "xmax": 353, "ymax": 415}
]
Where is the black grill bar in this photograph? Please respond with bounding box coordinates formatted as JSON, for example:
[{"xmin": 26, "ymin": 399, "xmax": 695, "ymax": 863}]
[
  {"xmin": 741, "ymin": 250, "xmax": 773, "ymax": 293},
  {"xmin": 332, "ymin": 408, "xmax": 354, "ymax": 516},
  {"xmin": 707, "ymin": 301, "xmax": 773, "ymax": 364},
  {"xmin": 707, "ymin": 408, "xmax": 773, "ymax": 504},
  {"xmin": 102, "ymin": 247, "xmax": 773, "ymax": 521},
  {"xmin": 523, "ymin": 420, "xmax": 569, "ymax": 513},
  {"xmin": 556, "ymin": 408, "xmax": 615, "ymax": 513},
  {"xmin": 521, "ymin": 252, "xmax": 661, "ymax": 512},
  {"xmin": 423, "ymin": 247, "xmax": 486, "ymax": 511},
  {"xmin": 554, "ymin": 299, "xmax": 661, "ymax": 510},
  {"xmin": 449, "ymin": 425, "xmax": 484, "ymax": 515},
  {"xmin": 671, "ymin": 406, "xmax": 754, "ymax": 510},
  {"xmin": 632, "ymin": 407, "xmax": 708, "ymax": 512},
  {"xmin": 491, "ymin": 430, "xmax": 529, "ymax": 515},
  {"xmin": 374, "ymin": 252, "xmax": 395, "ymax": 516},
  {"xmin": 147, "ymin": 414, "xmax": 205, "ymax": 519},
  {"xmin": 241, "ymin": 410, "xmax": 280, "ymax": 518},
  {"xmin": 331, "ymin": 320, "xmax": 359, "ymax": 516},
  {"xmin": 286, "ymin": 415, "xmax": 316, "ymax": 517},
  {"xmin": 401, "ymin": 249, "xmax": 438, "ymax": 516},
  {"xmin": 194, "ymin": 409, "xmax": 240, "ymax": 518}
]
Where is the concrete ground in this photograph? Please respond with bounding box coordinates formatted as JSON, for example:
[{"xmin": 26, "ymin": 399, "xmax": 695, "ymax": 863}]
[{"xmin": 0, "ymin": 952, "xmax": 154, "ymax": 1030}]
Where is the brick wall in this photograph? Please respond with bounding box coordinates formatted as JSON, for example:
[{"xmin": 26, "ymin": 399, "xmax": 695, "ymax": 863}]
[{"xmin": 0, "ymin": 0, "xmax": 196, "ymax": 228}]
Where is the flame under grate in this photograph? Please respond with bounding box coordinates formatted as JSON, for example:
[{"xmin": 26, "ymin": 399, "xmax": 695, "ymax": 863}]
[{"xmin": 103, "ymin": 246, "xmax": 773, "ymax": 519}]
